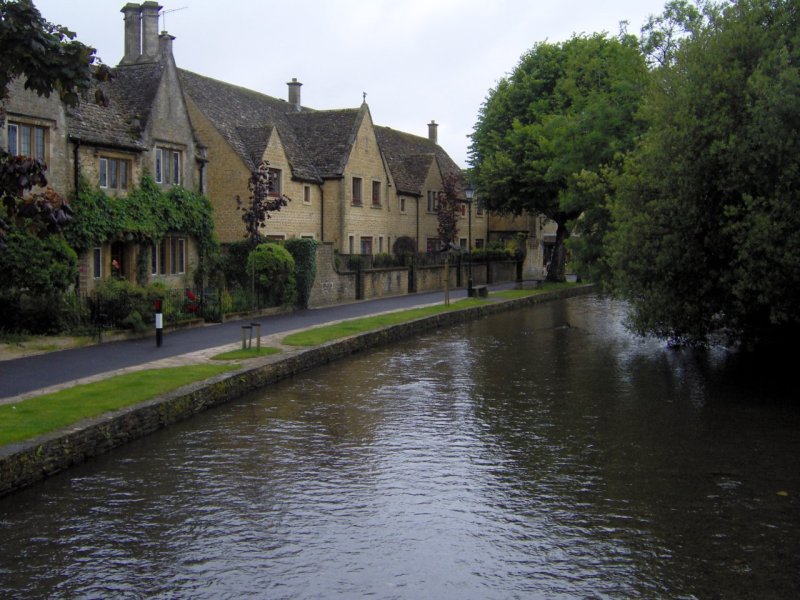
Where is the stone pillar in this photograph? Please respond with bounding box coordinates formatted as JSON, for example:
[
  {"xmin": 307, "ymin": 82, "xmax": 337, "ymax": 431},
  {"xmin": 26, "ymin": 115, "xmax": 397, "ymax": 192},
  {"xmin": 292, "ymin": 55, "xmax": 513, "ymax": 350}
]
[{"xmin": 120, "ymin": 3, "xmax": 141, "ymax": 65}]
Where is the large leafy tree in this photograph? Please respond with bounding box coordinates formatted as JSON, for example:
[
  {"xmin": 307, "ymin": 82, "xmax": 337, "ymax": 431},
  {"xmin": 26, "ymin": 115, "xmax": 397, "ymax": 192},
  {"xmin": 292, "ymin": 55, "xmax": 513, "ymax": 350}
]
[
  {"xmin": 470, "ymin": 33, "xmax": 647, "ymax": 281},
  {"xmin": 607, "ymin": 0, "xmax": 800, "ymax": 347},
  {"xmin": 1, "ymin": 0, "xmax": 109, "ymax": 253},
  {"xmin": 0, "ymin": 0, "xmax": 109, "ymax": 115}
]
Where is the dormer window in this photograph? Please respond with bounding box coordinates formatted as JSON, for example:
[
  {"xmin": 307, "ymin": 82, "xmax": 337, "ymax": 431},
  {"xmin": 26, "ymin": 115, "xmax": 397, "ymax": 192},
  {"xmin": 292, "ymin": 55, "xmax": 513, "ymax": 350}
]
[
  {"xmin": 155, "ymin": 146, "xmax": 181, "ymax": 185},
  {"xmin": 352, "ymin": 177, "xmax": 363, "ymax": 205},
  {"xmin": 372, "ymin": 180, "xmax": 381, "ymax": 206},
  {"xmin": 99, "ymin": 156, "xmax": 130, "ymax": 191},
  {"xmin": 268, "ymin": 167, "xmax": 282, "ymax": 196}
]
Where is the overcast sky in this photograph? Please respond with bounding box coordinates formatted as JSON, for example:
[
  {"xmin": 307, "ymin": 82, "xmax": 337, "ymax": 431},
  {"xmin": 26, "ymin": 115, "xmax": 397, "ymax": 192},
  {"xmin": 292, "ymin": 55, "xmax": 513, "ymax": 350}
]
[{"xmin": 34, "ymin": 0, "xmax": 668, "ymax": 167}]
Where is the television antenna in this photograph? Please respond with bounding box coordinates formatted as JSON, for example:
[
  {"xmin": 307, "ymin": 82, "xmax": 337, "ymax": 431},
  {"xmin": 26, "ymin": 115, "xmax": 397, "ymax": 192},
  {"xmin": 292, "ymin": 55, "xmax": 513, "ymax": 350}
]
[{"xmin": 161, "ymin": 6, "xmax": 188, "ymax": 31}]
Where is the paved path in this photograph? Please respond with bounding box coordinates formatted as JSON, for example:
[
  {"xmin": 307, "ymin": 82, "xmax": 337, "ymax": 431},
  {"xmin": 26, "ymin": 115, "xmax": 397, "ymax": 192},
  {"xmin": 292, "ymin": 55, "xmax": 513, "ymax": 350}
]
[{"xmin": 0, "ymin": 286, "xmax": 510, "ymax": 401}]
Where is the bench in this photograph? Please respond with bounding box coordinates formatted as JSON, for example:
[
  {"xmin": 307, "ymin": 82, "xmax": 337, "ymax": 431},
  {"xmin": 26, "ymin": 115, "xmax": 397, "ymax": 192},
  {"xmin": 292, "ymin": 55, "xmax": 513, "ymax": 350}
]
[{"xmin": 469, "ymin": 284, "xmax": 489, "ymax": 298}]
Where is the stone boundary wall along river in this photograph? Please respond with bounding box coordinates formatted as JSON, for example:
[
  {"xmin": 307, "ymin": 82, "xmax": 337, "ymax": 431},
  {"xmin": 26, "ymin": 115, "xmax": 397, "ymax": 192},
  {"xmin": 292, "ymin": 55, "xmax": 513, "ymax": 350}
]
[{"xmin": 0, "ymin": 285, "xmax": 595, "ymax": 498}]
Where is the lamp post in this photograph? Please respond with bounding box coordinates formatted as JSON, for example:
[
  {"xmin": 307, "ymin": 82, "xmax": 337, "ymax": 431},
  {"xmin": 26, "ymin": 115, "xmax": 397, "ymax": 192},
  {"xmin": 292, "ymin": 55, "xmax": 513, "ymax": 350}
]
[{"xmin": 465, "ymin": 185, "xmax": 475, "ymax": 296}]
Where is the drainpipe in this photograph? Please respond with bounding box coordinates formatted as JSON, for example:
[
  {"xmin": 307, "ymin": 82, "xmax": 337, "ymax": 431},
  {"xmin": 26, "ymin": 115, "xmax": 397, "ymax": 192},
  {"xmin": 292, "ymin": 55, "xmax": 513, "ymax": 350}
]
[
  {"xmin": 319, "ymin": 183, "xmax": 325, "ymax": 241},
  {"xmin": 73, "ymin": 141, "xmax": 81, "ymax": 195},
  {"xmin": 415, "ymin": 196, "xmax": 420, "ymax": 251}
]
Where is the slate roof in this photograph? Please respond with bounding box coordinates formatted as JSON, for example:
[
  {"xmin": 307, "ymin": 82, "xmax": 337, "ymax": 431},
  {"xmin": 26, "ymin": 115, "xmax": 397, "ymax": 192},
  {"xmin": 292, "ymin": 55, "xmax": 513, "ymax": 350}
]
[
  {"xmin": 178, "ymin": 69, "xmax": 463, "ymax": 192},
  {"xmin": 64, "ymin": 57, "xmax": 463, "ymax": 191},
  {"xmin": 178, "ymin": 69, "xmax": 322, "ymax": 182},
  {"xmin": 374, "ymin": 126, "xmax": 463, "ymax": 196},
  {"xmin": 285, "ymin": 107, "xmax": 364, "ymax": 178},
  {"xmin": 66, "ymin": 63, "xmax": 164, "ymax": 151}
]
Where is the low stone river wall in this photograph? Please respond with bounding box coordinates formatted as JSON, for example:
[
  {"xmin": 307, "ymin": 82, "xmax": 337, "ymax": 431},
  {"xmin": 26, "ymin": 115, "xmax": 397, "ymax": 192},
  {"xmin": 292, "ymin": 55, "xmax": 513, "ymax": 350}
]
[{"xmin": 0, "ymin": 286, "xmax": 595, "ymax": 497}]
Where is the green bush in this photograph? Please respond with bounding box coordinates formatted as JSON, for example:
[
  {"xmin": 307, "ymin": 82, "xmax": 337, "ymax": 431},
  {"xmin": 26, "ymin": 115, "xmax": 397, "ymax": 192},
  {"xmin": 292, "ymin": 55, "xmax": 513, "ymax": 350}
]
[
  {"xmin": 393, "ymin": 235, "xmax": 416, "ymax": 257},
  {"xmin": 284, "ymin": 238, "xmax": 318, "ymax": 308},
  {"xmin": 89, "ymin": 278, "xmax": 164, "ymax": 331},
  {"xmin": 246, "ymin": 242, "xmax": 297, "ymax": 306},
  {"xmin": 0, "ymin": 229, "xmax": 80, "ymax": 333},
  {"xmin": 373, "ymin": 252, "xmax": 397, "ymax": 268}
]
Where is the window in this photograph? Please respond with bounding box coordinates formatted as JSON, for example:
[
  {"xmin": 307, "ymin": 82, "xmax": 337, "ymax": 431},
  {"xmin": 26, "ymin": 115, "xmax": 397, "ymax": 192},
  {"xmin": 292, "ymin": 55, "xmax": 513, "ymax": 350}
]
[
  {"xmin": 7, "ymin": 121, "xmax": 47, "ymax": 161},
  {"xmin": 426, "ymin": 238, "xmax": 441, "ymax": 253},
  {"xmin": 155, "ymin": 147, "xmax": 181, "ymax": 185},
  {"xmin": 460, "ymin": 238, "xmax": 467, "ymax": 249},
  {"xmin": 352, "ymin": 177, "xmax": 363, "ymax": 205},
  {"xmin": 372, "ymin": 180, "xmax": 381, "ymax": 206},
  {"xmin": 475, "ymin": 238, "xmax": 485, "ymax": 249},
  {"xmin": 476, "ymin": 202, "xmax": 484, "ymax": 216},
  {"xmin": 151, "ymin": 243, "xmax": 158, "ymax": 275},
  {"xmin": 349, "ymin": 235, "xmax": 354, "ymax": 254},
  {"xmin": 268, "ymin": 168, "xmax": 282, "ymax": 196},
  {"xmin": 93, "ymin": 248, "xmax": 102, "ymax": 279},
  {"xmin": 360, "ymin": 236, "xmax": 373, "ymax": 255},
  {"xmin": 152, "ymin": 236, "xmax": 186, "ymax": 275},
  {"xmin": 99, "ymin": 157, "xmax": 130, "ymax": 191},
  {"xmin": 427, "ymin": 190, "xmax": 440, "ymax": 212},
  {"xmin": 303, "ymin": 185, "xmax": 311, "ymax": 204},
  {"xmin": 378, "ymin": 236, "xmax": 384, "ymax": 253},
  {"xmin": 400, "ymin": 197, "xmax": 406, "ymax": 213},
  {"xmin": 460, "ymin": 203, "xmax": 467, "ymax": 217}
]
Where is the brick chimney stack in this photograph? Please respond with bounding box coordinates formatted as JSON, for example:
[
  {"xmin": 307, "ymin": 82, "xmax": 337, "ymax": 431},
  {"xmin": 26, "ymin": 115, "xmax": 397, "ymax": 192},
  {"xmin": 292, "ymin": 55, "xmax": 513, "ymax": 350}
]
[
  {"xmin": 120, "ymin": 3, "xmax": 142, "ymax": 65},
  {"xmin": 287, "ymin": 78, "xmax": 303, "ymax": 112},
  {"xmin": 428, "ymin": 120, "xmax": 438, "ymax": 144},
  {"xmin": 139, "ymin": 1, "xmax": 162, "ymax": 63}
]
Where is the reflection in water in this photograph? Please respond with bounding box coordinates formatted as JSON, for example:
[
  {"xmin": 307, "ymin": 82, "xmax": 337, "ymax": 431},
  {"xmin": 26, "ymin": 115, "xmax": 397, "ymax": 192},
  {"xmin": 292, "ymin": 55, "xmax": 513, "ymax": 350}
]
[{"xmin": 1, "ymin": 296, "xmax": 798, "ymax": 599}]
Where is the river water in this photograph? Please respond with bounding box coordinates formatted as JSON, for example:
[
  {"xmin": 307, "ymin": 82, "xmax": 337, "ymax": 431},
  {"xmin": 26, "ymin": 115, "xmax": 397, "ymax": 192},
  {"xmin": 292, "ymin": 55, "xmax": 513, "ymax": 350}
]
[{"xmin": 1, "ymin": 295, "xmax": 798, "ymax": 599}]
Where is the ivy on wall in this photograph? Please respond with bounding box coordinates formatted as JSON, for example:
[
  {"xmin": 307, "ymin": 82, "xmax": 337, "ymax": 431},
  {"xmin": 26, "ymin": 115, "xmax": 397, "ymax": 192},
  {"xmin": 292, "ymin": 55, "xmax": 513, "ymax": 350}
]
[{"xmin": 65, "ymin": 175, "xmax": 219, "ymax": 283}]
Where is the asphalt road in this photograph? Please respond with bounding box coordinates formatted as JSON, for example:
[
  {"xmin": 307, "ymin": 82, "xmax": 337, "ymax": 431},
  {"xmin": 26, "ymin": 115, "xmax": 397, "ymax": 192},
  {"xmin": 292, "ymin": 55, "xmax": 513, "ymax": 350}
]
[{"xmin": 0, "ymin": 287, "xmax": 494, "ymax": 399}]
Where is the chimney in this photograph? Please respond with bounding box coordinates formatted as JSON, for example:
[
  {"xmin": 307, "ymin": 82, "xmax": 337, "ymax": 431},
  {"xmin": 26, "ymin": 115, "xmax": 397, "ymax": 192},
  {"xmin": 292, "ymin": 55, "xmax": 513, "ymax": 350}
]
[
  {"xmin": 287, "ymin": 78, "xmax": 303, "ymax": 112},
  {"xmin": 120, "ymin": 3, "xmax": 141, "ymax": 65},
  {"xmin": 159, "ymin": 31, "xmax": 175, "ymax": 58},
  {"xmin": 428, "ymin": 120, "xmax": 438, "ymax": 144},
  {"xmin": 139, "ymin": 1, "xmax": 162, "ymax": 62}
]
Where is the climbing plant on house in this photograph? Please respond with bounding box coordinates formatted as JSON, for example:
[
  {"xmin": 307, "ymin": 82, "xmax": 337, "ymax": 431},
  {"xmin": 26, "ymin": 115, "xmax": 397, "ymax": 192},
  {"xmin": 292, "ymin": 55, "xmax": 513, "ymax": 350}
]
[{"xmin": 66, "ymin": 175, "xmax": 218, "ymax": 286}]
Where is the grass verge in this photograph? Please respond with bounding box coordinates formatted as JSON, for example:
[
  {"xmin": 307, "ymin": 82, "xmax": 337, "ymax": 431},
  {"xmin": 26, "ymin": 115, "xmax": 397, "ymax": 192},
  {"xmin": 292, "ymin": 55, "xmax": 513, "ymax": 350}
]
[
  {"xmin": 212, "ymin": 347, "xmax": 282, "ymax": 361},
  {"xmin": 492, "ymin": 282, "xmax": 578, "ymax": 299},
  {"xmin": 282, "ymin": 297, "xmax": 489, "ymax": 346},
  {"xmin": 0, "ymin": 364, "xmax": 236, "ymax": 447}
]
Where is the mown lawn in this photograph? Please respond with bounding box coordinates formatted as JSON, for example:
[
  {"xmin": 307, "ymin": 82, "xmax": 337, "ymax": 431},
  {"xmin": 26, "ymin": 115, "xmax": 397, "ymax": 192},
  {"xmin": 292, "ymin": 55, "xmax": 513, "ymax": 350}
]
[{"xmin": 0, "ymin": 364, "xmax": 236, "ymax": 447}]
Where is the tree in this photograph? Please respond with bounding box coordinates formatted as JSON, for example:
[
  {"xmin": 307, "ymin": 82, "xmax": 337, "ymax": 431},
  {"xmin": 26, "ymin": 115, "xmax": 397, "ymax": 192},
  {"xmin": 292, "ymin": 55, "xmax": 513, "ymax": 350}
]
[
  {"xmin": 236, "ymin": 161, "xmax": 290, "ymax": 245},
  {"xmin": 434, "ymin": 173, "xmax": 462, "ymax": 304},
  {"xmin": 0, "ymin": 0, "xmax": 110, "ymax": 117},
  {"xmin": 436, "ymin": 173, "xmax": 461, "ymax": 249},
  {"xmin": 1, "ymin": 0, "xmax": 110, "ymax": 250},
  {"xmin": 607, "ymin": 0, "xmax": 800, "ymax": 347},
  {"xmin": 469, "ymin": 33, "xmax": 648, "ymax": 281}
]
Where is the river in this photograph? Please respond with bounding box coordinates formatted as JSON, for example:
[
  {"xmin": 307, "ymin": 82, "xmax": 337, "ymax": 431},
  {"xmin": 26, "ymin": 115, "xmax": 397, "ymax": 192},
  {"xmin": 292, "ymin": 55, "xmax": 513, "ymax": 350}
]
[{"xmin": 1, "ymin": 295, "xmax": 798, "ymax": 599}]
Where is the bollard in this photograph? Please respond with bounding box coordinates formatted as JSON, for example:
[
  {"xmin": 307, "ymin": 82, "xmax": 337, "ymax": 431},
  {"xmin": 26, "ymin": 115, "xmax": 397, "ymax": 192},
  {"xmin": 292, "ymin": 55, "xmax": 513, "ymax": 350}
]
[
  {"xmin": 241, "ymin": 325, "xmax": 252, "ymax": 350},
  {"xmin": 154, "ymin": 299, "xmax": 163, "ymax": 347},
  {"xmin": 251, "ymin": 322, "xmax": 261, "ymax": 350}
]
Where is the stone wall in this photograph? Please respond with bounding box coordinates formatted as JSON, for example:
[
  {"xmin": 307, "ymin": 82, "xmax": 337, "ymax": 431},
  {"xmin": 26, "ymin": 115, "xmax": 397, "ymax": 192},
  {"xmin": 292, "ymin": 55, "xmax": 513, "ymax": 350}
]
[
  {"xmin": 0, "ymin": 285, "xmax": 596, "ymax": 498},
  {"xmin": 308, "ymin": 244, "xmax": 523, "ymax": 307}
]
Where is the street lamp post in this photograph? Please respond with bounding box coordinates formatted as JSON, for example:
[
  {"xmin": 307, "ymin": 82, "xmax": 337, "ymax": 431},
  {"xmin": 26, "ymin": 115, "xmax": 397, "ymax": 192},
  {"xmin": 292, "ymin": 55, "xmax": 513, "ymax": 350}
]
[{"xmin": 465, "ymin": 185, "xmax": 475, "ymax": 296}]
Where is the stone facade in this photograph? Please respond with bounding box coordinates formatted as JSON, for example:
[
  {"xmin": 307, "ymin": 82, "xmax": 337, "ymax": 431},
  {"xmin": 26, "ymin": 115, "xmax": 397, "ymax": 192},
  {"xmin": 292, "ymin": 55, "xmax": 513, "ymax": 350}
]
[{"xmin": 2, "ymin": 3, "xmax": 207, "ymax": 292}]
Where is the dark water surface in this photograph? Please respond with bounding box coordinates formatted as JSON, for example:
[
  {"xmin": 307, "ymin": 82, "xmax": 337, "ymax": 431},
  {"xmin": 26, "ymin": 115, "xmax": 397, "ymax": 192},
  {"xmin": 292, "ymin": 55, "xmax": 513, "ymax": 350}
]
[{"xmin": 1, "ymin": 295, "xmax": 798, "ymax": 599}]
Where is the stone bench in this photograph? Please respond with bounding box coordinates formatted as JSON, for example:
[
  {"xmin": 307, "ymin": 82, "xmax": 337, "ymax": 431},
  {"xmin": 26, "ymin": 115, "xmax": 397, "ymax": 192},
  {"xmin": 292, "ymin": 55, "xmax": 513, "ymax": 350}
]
[{"xmin": 470, "ymin": 284, "xmax": 489, "ymax": 298}]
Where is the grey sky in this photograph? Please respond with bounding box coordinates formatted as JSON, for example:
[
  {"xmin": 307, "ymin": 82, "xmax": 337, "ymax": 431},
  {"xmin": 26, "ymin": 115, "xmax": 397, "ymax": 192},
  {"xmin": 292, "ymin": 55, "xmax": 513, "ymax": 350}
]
[{"xmin": 33, "ymin": 0, "xmax": 668, "ymax": 167}]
